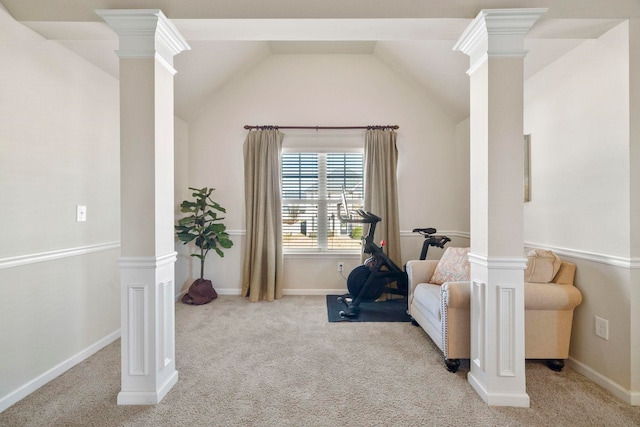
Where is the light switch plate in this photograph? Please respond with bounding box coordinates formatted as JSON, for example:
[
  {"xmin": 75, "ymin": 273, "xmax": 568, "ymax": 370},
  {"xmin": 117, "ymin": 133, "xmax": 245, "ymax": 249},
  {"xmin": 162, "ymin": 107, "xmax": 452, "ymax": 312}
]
[{"xmin": 76, "ymin": 205, "xmax": 87, "ymax": 222}]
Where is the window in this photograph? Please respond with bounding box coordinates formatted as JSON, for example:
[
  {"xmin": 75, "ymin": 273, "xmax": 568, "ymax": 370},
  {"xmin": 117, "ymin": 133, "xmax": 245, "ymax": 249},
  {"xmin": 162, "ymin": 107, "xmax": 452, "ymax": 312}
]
[{"xmin": 282, "ymin": 152, "xmax": 364, "ymax": 251}]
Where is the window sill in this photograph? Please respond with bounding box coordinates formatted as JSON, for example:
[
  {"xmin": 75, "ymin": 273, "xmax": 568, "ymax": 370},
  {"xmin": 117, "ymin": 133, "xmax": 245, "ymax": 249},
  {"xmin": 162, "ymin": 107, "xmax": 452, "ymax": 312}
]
[{"xmin": 284, "ymin": 251, "xmax": 361, "ymax": 259}]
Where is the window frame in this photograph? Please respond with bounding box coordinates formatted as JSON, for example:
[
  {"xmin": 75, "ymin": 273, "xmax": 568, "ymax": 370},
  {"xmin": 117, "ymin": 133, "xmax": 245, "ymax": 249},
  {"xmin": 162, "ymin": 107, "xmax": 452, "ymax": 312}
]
[{"xmin": 281, "ymin": 147, "xmax": 364, "ymax": 254}]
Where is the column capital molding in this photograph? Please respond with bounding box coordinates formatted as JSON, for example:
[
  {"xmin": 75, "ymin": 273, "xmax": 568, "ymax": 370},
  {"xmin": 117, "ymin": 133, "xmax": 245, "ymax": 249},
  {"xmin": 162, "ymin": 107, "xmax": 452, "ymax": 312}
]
[
  {"xmin": 118, "ymin": 252, "xmax": 178, "ymax": 269},
  {"xmin": 468, "ymin": 252, "xmax": 528, "ymax": 270},
  {"xmin": 96, "ymin": 9, "xmax": 190, "ymax": 73},
  {"xmin": 453, "ymin": 8, "xmax": 547, "ymax": 74}
]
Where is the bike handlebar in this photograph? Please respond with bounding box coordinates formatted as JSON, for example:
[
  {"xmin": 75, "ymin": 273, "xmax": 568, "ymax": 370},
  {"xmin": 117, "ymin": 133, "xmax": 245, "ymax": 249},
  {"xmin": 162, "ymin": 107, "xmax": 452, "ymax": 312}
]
[{"xmin": 337, "ymin": 203, "xmax": 381, "ymax": 224}]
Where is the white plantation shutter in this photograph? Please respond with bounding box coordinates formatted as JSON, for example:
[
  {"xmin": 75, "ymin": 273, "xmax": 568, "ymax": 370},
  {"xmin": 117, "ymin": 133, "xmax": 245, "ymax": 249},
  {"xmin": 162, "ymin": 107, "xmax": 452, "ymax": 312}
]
[{"xmin": 282, "ymin": 152, "xmax": 363, "ymax": 251}]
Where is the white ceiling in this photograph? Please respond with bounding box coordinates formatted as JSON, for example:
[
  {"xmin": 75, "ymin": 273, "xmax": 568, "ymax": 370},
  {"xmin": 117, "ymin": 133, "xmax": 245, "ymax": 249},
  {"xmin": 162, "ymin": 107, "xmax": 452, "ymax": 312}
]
[{"xmin": 1, "ymin": 0, "xmax": 631, "ymax": 122}]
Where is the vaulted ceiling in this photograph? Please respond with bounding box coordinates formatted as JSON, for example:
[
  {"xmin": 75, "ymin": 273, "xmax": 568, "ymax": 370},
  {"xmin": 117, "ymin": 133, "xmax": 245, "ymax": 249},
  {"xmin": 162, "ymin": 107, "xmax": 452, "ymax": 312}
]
[{"xmin": 2, "ymin": 0, "xmax": 637, "ymax": 122}]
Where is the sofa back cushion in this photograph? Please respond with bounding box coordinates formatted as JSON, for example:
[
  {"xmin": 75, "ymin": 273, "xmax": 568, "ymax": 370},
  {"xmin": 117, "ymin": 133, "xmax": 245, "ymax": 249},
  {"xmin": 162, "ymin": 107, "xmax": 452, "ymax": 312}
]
[
  {"xmin": 524, "ymin": 249, "xmax": 562, "ymax": 283},
  {"xmin": 429, "ymin": 247, "xmax": 470, "ymax": 285}
]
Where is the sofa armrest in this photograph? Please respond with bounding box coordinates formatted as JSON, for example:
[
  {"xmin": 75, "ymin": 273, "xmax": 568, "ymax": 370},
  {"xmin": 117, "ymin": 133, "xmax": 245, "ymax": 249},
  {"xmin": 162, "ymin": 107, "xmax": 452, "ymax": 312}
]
[
  {"xmin": 525, "ymin": 283, "xmax": 583, "ymax": 310},
  {"xmin": 406, "ymin": 260, "xmax": 438, "ymax": 291},
  {"xmin": 441, "ymin": 281, "xmax": 471, "ymax": 308},
  {"xmin": 406, "ymin": 260, "xmax": 438, "ymax": 306}
]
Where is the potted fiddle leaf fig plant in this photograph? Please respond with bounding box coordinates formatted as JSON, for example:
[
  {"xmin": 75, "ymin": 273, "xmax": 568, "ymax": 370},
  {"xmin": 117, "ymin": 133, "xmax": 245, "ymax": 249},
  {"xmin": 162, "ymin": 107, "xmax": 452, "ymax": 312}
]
[{"xmin": 175, "ymin": 187, "xmax": 233, "ymax": 305}]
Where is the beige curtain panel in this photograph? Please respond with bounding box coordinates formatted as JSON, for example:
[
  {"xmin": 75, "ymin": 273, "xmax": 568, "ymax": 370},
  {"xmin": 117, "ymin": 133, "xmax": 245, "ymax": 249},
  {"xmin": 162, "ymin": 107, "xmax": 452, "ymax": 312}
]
[
  {"xmin": 242, "ymin": 130, "xmax": 285, "ymax": 302},
  {"xmin": 364, "ymin": 129, "xmax": 402, "ymax": 267}
]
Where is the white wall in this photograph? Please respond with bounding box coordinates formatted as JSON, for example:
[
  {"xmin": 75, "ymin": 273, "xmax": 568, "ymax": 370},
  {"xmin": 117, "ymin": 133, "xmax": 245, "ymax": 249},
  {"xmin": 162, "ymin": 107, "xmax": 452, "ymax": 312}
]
[
  {"xmin": 455, "ymin": 117, "xmax": 471, "ymax": 235},
  {"xmin": 629, "ymin": 18, "xmax": 640, "ymax": 398},
  {"xmin": 524, "ymin": 21, "xmax": 638, "ymax": 400},
  {"xmin": 174, "ymin": 116, "xmax": 192, "ymax": 296},
  {"xmin": 525, "ymin": 24, "xmax": 630, "ymax": 257},
  {"xmin": 0, "ymin": 8, "xmax": 120, "ymax": 411},
  {"xmin": 187, "ymin": 53, "xmax": 468, "ymax": 294}
]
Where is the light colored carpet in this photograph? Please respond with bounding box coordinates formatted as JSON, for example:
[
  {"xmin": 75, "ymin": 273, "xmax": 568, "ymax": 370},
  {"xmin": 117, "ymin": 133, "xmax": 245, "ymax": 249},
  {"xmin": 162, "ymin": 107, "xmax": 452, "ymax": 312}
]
[{"xmin": 1, "ymin": 295, "xmax": 640, "ymax": 426}]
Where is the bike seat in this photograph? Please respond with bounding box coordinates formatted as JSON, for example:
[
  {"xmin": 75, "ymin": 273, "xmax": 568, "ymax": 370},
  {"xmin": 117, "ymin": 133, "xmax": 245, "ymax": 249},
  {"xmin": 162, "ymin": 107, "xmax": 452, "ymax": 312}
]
[{"xmin": 412, "ymin": 227, "xmax": 437, "ymax": 235}]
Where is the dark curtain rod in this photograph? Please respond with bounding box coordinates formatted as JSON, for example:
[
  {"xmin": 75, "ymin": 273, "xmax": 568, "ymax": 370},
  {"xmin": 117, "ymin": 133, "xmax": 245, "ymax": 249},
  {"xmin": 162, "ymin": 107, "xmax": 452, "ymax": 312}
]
[{"xmin": 244, "ymin": 125, "xmax": 399, "ymax": 131}]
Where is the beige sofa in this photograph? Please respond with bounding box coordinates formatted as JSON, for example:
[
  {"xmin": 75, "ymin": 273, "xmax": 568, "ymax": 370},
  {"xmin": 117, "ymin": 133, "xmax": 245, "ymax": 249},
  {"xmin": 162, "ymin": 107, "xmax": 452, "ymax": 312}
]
[{"xmin": 406, "ymin": 256, "xmax": 583, "ymax": 373}]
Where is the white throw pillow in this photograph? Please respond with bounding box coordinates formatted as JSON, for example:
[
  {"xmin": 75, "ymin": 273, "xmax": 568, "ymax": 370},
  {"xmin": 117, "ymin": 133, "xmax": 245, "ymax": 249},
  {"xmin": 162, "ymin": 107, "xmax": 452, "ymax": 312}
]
[{"xmin": 524, "ymin": 249, "xmax": 561, "ymax": 283}]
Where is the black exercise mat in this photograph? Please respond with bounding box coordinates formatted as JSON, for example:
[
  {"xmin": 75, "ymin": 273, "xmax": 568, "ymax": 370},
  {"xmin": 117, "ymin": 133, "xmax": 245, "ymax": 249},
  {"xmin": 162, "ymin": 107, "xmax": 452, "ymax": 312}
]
[{"xmin": 326, "ymin": 295, "xmax": 411, "ymax": 322}]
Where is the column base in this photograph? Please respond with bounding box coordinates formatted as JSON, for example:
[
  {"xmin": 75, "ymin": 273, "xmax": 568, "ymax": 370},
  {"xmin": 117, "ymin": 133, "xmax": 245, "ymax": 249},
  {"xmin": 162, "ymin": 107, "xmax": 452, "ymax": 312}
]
[
  {"xmin": 469, "ymin": 371, "xmax": 530, "ymax": 407},
  {"xmin": 117, "ymin": 370, "xmax": 179, "ymax": 405},
  {"xmin": 468, "ymin": 253, "xmax": 529, "ymax": 407},
  {"xmin": 119, "ymin": 253, "xmax": 178, "ymax": 406}
]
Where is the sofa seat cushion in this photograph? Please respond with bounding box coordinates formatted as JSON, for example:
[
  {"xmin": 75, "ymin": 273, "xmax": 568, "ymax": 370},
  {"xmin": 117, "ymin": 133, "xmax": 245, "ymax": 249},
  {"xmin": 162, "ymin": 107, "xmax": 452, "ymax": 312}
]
[{"xmin": 412, "ymin": 283, "xmax": 442, "ymax": 320}]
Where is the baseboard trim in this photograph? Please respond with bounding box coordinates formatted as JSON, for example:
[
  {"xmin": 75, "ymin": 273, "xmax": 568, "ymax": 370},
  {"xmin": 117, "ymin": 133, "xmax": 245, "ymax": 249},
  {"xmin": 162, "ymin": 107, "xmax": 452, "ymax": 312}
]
[
  {"xmin": 468, "ymin": 372, "xmax": 531, "ymax": 407},
  {"xmin": 199, "ymin": 289, "xmax": 348, "ymax": 297},
  {"xmin": 117, "ymin": 371, "xmax": 179, "ymax": 405},
  {"xmin": 175, "ymin": 288, "xmax": 243, "ymax": 301},
  {"xmin": 283, "ymin": 289, "xmax": 348, "ymax": 296},
  {"xmin": 0, "ymin": 329, "xmax": 120, "ymax": 413},
  {"xmin": 0, "ymin": 242, "xmax": 120, "ymax": 270},
  {"xmin": 568, "ymin": 357, "xmax": 639, "ymax": 406}
]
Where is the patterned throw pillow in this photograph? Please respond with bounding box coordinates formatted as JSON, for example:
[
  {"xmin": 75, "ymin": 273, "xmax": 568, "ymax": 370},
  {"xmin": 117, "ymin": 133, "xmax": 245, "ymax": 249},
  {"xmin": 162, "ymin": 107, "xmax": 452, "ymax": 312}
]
[{"xmin": 429, "ymin": 247, "xmax": 471, "ymax": 285}]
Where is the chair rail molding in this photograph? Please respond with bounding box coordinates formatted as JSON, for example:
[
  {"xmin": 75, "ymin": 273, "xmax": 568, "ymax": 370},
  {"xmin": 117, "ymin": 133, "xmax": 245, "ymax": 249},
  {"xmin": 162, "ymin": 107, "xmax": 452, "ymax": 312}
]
[
  {"xmin": 525, "ymin": 242, "xmax": 639, "ymax": 269},
  {"xmin": 0, "ymin": 241, "xmax": 120, "ymax": 270}
]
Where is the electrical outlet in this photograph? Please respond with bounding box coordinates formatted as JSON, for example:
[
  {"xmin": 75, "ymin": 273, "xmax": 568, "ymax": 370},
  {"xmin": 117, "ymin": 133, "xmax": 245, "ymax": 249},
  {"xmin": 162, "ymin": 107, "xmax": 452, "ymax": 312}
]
[
  {"xmin": 337, "ymin": 262, "xmax": 344, "ymax": 272},
  {"xmin": 595, "ymin": 316, "xmax": 609, "ymax": 340}
]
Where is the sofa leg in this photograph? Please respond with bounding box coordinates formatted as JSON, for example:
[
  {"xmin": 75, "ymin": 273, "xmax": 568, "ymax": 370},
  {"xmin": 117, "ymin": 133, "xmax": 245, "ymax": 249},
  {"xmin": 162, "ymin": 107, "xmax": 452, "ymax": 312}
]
[
  {"xmin": 546, "ymin": 359, "xmax": 565, "ymax": 372},
  {"xmin": 410, "ymin": 317, "xmax": 420, "ymax": 327},
  {"xmin": 444, "ymin": 358, "xmax": 460, "ymax": 373}
]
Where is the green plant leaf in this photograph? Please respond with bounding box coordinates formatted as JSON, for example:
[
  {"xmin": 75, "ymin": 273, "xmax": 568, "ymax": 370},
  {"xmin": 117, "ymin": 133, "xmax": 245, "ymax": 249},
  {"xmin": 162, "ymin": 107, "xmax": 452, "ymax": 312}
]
[
  {"xmin": 177, "ymin": 216, "xmax": 196, "ymax": 226},
  {"xmin": 176, "ymin": 187, "xmax": 233, "ymax": 260},
  {"xmin": 177, "ymin": 232, "xmax": 197, "ymax": 243},
  {"xmin": 190, "ymin": 187, "xmax": 207, "ymax": 197},
  {"xmin": 180, "ymin": 200, "xmax": 198, "ymax": 208},
  {"xmin": 207, "ymin": 200, "xmax": 226, "ymax": 212},
  {"xmin": 209, "ymin": 223, "xmax": 226, "ymax": 233},
  {"xmin": 218, "ymin": 238, "xmax": 233, "ymax": 249}
]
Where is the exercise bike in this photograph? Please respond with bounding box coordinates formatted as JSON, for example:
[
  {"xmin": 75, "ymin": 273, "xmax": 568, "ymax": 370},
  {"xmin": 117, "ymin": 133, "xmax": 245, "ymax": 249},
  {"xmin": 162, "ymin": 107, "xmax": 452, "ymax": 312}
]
[{"xmin": 336, "ymin": 193, "xmax": 450, "ymax": 319}]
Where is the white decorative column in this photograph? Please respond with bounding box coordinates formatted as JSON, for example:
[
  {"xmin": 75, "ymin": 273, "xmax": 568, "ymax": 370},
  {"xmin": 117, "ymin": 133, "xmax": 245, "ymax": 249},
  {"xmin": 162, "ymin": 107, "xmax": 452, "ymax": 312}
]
[
  {"xmin": 97, "ymin": 9, "xmax": 190, "ymax": 405},
  {"xmin": 453, "ymin": 8, "xmax": 546, "ymax": 407}
]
